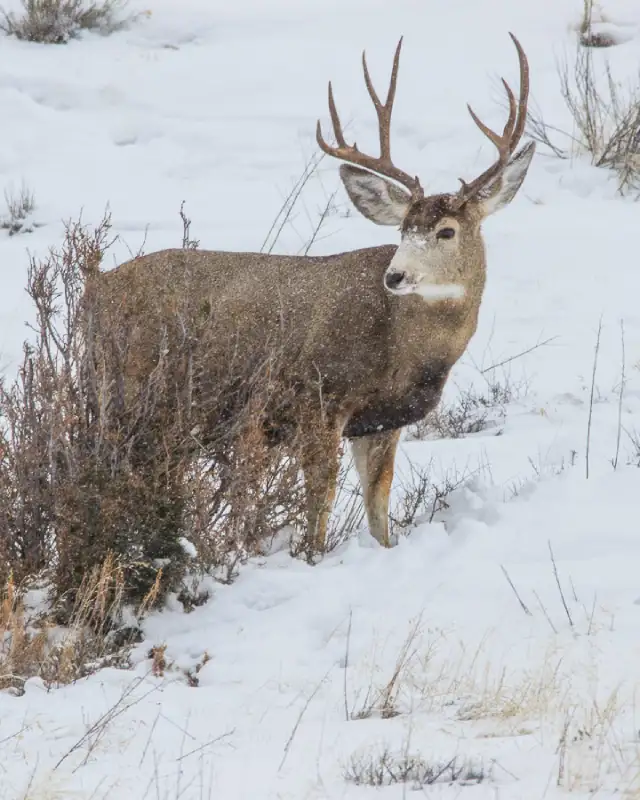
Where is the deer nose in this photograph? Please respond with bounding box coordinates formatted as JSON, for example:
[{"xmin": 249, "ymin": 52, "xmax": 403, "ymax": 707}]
[{"xmin": 385, "ymin": 270, "xmax": 406, "ymax": 290}]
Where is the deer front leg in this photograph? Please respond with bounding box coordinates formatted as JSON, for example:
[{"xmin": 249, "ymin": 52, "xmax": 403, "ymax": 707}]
[
  {"xmin": 350, "ymin": 429, "xmax": 401, "ymax": 547},
  {"xmin": 301, "ymin": 423, "xmax": 344, "ymax": 554}
]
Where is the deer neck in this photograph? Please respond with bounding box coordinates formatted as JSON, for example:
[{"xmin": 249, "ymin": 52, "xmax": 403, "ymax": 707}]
[{"xmin": 388, "ymin": 278, "xmax": 485, "ymax": 385}]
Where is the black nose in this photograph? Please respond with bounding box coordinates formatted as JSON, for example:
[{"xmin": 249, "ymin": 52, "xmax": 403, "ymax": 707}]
[{"xmin": 385, "ymin": 270, "xmax": 405, "ymax": 290}]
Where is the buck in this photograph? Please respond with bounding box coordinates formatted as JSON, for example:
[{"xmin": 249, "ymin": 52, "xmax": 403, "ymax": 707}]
[{"xmin": 101, "ymin": 33, "xmax": 534, "ymax": 552}]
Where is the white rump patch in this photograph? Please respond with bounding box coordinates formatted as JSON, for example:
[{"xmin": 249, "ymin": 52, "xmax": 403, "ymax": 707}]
[{"xmin": 416, "ymin": 283, "xmax": 466, "ymax": 301}]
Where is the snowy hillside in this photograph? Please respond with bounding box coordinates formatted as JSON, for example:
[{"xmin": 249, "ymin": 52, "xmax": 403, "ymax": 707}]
[{"xmin": 2, "ymin": 0, "xmax": 640, "ymax": 797}]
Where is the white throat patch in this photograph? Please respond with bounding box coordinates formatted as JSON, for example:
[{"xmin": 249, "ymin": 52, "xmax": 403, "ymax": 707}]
[
  {"xmin": 387, "ymin": 234, "xmax": 466, "ymax": 303},
  {"xmin": 415, "ymin": 283, "xmax": 466, "ymax": 301}
]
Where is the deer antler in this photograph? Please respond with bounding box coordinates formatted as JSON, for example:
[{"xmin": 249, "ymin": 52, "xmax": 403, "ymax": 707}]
[
  {"xmin": 452, "ymin": 33, "xmax": 530, "ymax": 209},
  {"xmin": 316, "ymin": 38, "xmax": 424, "ymax": 199}
]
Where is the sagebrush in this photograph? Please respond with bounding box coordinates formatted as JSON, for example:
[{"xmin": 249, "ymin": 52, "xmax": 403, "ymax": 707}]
[{"xmin": 0, "ymin": 0, "xmax": 133, "ymax": 44}]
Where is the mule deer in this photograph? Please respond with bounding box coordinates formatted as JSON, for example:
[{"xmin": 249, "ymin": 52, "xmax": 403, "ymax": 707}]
[{"xmin": 100, "ymin": 34, "xmax": 534, "ymax": 552}]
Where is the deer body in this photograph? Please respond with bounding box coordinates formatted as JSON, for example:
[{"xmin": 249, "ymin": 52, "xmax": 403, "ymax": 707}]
[
  {"xmin": 100, "ymin": 34, "xmax": 534, "ymax": 551},
  {"xmin": 103, "ymin": 236, "xmax": 483, "ymax": 434}
]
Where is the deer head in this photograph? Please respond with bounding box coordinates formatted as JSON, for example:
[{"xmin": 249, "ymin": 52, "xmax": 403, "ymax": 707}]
[{"xmin": 317, "ymin": 34, "xmax": 535, "ymax": 303}]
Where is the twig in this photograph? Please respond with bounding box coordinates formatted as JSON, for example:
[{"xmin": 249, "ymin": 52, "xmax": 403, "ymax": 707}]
[
  {"xmin": 586, "ymin": 592, "xmax": 597, "ymax": 636},
  {"xmin": 20, "ymin": 758, "xmax": 39, "ymax": 800},
  {"xmin": 500, "ymin": 565, "xmax": 532, "ymax": 616},
  {"xmin": 548, "ymin": 541, "xmax": 573, "ymax": 627},
  {"xmin": 556, "ymin": 711, "xmax": 573, "ymax": 786},
  {"xmin": 613, "ymin": 319, "xmax": 625, "ymax": 470},
  {"xmin": 179, "ymin": 201, "xmax": 199, "ymax": 250},
  {"xmin": 481, "ymin": 336, "xmax": 558, "ymax": 374},
  {"xmin": 139, "ymin": 708, "xmax": 161, "ymax": 767},
  {"xmin": 533, "ymin": 589, "xmax": 558, "ymax": 634},
  {"xmin": 278, "ymin": 667, "xmax": 331, "ymax": 771},
  {"xmin": 569, "ymin": 576, "xmax": 579, "ymax": 603},
  {"xmin": 343, "ymin": 610, "xmax": 352, "ymax": 722},
  {"xmin": 301, "ymin": 189, "xmax": 338, "ymax": 256},
  {"xmin": 261, "ymin": 153, "xmax": 324, "ymax": 254},
  {"xmin": 175, "ymin": 711, "xmax": 191, "ymax": 799},
  {"xmin": 585, "ymin": 317, "xmax": 602, "ymax": 479},
  {"xmin": 176, "ymin": 729, "xmax": 234, "ymax": 762},
  {"xmin": 54, "ymin": 673, "xmax": 158, "ymax": 771},
  {"xmin": 0, "ymin": 724, "xmax": 27, "ymax": 747}
]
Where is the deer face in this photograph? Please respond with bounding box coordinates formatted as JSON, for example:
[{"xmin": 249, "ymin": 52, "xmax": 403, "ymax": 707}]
[
  {"xmin": 339, "ymin": 144, "xmax": 534, "ymax": 302},
  {"xmin": 386, "ymin": 196, "xmax": 474, "ymax": 301}
]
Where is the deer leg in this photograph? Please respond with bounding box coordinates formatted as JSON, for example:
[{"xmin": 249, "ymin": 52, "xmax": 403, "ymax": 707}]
[
  {"xmin": 302, "ymin": 423, "xmax": 343, "ymax": 553},
  {"xmin": 350, "ymin": 429, "xmax": 401, "ymax": 547}
]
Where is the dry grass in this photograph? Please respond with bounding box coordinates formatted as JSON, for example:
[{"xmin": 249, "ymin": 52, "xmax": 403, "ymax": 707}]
[
  {"xmin": 348, "ymin": 616, "xmax": 423, "ymax": 720},
  {"xmin": 0, "ymin": 574, "xmax": 47, "ymax": 693},
  {"xmin": 0, "ymin": 0, "xmax": 135, "ymax": 43},
  {"xmin": 346, "ymin": 629, "xmax": 638, "ymax": 795},
  {"xmin": 455, "ymin": 655, "xmax": 569, "ymax": 724},
  {"xmin": 0, "ymin": 554, "xmax": 159, "ymax": 694},
  {"xmin": 392, "ymin": 629, "xmax": 576, "ymax": 733},
  {"xmin": 406, "ymin": 632, "xmax": 637, "ymax": 795},
  {"xmin": 555, "ymin": 689, "xmax": 629, "ymax": 792}
]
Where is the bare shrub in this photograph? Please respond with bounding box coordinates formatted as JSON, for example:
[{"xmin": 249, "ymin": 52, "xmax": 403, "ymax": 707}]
[
  {"xmin": 0, "ymin": 213, "xmax": 188, "ymax": 603},
  {"xmin": 413, "ymin": 388, "xmax": 493, "ymax": 440},
  {"xmin": 410, "ymin": 371, "xmax": 519, "ymax": 442},
  {"xmin": 0, "ymin": 211, "xmax": 307, "ymax": 610},
  {"xmin": 1, "ymin": 183, "xmax": 36, "ymax": 236},
  {"xmin": 0, "ymin": 0, "xmax": 133, "ymax": 43},
  {"xmin": 528, "ymin": 40, "xmax": 640, "ymax": 195},
  {"xmin": 389, "ymin": 461, "xmax": 479, "ymax": 538},
  {"xmin": 345, "ymin": 747, "xmax": 488, "ymax": 788}
]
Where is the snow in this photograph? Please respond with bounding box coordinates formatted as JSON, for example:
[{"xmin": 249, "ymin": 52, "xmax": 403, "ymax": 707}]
[{"xmin": 2, "ymin": 0, "xmax": 640, "ymax": 796}]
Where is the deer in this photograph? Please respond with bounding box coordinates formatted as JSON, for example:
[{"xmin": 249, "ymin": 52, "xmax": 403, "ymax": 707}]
[{"xmin": 99, "ymin": 33, "xmax": 534, "ymax": 554}]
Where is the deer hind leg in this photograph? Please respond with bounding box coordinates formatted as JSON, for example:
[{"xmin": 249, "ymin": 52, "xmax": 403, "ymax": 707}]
[
  {"xmin": 350, "ymin": 429, "xmax": 401, "ymax": 548},
  {"xmin": 301, "ymin": 422, "xmax": 344, "ymax": 553}
]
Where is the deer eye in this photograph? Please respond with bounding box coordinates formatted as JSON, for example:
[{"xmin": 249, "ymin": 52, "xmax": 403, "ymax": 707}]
[{"xmin": 436, "ymin": 227, "xmax": 456, "ymax": 240}]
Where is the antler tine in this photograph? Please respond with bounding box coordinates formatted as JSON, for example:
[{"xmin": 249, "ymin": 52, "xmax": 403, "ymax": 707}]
[
  {"xmin": 454, "ymin": 33, "xmax": 530, "ymax": 207},
  {"xmin": 316, "ymin": 38, "xmax": 423, "ymax": 199},
  {"xmin": 327, "ymin": 82, "xmax": 347, "ymax": 149},
  {"xmin": 508, "ymin": 31, "xmax": 530, "ymax": 149},
  {"xmin": 466, "ymin": 79, "xmax": 516, "ymax": 153},
  {"xmin": 362, "ymin": 36, "xmax": 403, "ymax": 162}
]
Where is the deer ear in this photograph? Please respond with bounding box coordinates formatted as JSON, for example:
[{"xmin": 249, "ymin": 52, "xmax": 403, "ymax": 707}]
[
  {"xmin": 339, "ymin": 164, "xmax": 411, "ymax": 226},
  {"xmin": 474, "ymin": 141, "xmax": 536, "ymax": 218}
]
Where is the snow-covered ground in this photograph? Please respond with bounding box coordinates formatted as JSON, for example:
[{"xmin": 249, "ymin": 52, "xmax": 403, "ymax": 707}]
[{"xmin": 2, "ymin": 0, "xmax": 640, "ymax": 797}]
